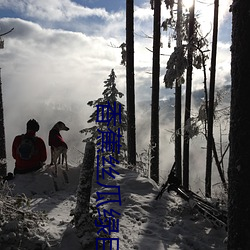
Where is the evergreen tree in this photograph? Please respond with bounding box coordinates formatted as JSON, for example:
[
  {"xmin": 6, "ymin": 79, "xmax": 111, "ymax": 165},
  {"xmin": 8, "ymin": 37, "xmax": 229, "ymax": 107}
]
[
  {"xmin": 163, "ymin": 1, "xmax": 210, "ymax": 187},
  {"xmin": 80, "ymin": 69, "xmax": 127, "ymax": 161}
]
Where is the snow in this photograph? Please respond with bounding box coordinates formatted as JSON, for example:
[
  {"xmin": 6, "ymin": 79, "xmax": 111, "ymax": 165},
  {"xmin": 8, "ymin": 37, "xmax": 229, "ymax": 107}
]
[{"xmin": 1, "ymin": 164, "xmax": 227, "ymax": 250}]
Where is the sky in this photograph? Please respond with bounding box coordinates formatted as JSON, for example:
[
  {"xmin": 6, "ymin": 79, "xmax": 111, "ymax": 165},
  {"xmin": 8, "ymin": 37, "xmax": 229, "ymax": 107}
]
[{"xmin": 0, "ymin": 0, "xmax": 232, "ymax": 188}]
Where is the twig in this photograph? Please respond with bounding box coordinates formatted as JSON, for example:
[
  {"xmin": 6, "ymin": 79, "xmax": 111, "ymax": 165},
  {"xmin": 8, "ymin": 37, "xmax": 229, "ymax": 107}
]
[{"xmin": 0, "ymin": 28, "xmax": 14, "ymax": 37}]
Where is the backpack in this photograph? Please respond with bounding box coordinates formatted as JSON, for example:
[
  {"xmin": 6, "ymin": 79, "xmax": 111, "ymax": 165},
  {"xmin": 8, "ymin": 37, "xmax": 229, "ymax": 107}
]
[{"xmin": 17, "ymin": 135, "xmax": 37, "ymax": 160}]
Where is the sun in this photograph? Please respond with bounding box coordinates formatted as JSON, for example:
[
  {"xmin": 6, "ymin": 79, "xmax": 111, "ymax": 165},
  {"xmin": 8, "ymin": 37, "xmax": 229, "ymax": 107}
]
[{"xmin": 183, "ymin": 0, "xmax": 194, "ymax": 9}]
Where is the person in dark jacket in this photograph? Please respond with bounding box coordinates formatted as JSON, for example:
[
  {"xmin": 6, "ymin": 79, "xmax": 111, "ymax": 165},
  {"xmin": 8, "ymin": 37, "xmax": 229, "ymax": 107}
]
[{"xmin": 12, "ymin": 119, "xmax": 47, "ymax": 174}]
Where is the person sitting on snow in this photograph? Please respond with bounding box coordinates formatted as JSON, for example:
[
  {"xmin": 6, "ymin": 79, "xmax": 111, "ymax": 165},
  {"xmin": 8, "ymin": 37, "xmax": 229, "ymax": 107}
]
[{"xmin": 12, "ymin": 119, "xmax": 47, "ymax": 174}]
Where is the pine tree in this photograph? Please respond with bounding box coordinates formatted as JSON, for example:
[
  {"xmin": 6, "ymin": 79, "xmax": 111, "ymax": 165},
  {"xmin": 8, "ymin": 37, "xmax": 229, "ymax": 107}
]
[
  {"xmin": 80, "ymin": 69, "xmax": 127, "ymax": 161},
  {"xmin": 163, "ymin": 1, "xmax": 210, "ymax": 187}
]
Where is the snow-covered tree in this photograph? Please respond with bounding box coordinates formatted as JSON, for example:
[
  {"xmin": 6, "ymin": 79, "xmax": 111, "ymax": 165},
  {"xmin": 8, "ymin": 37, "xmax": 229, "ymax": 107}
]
[
  {"xmin": 163, "ymin": 1, "xmax": 210, "ymax": 188},
  {"xmin": 80, "ymin": 69, "xmax": 127, "ymax": 161}
]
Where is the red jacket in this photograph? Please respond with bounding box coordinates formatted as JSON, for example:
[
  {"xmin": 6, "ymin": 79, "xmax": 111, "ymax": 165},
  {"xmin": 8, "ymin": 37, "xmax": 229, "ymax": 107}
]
[
  {"xmin": 12, "ymin": 131, "xmax": 47, "ymax": 171},
  {"xmin": 48, "ymin": 128, "xmax": 68, "ymax": 149}
]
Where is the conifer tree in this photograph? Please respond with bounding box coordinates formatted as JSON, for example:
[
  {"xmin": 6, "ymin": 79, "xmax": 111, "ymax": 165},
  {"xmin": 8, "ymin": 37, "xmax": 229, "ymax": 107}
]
[
  {"xmin": 163, "ymin": 1, "xmax": 210, "ymax": 187},
  {"xmin": 80, "ymin": 69, "xmax": 127, "ymax": 161}
]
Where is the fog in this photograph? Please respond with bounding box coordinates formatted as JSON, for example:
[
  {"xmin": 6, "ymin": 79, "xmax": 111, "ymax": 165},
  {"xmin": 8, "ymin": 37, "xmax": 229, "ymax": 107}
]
[{"xmin": 0, "ymin": 1, "xmax": 231, "ymax": 194}]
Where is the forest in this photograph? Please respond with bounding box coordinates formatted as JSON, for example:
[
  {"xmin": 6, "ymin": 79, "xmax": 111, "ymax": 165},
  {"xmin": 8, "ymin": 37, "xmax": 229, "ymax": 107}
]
[{"xmin": 0, "ymin": 0, "xmax": 249, "ymax": 249}]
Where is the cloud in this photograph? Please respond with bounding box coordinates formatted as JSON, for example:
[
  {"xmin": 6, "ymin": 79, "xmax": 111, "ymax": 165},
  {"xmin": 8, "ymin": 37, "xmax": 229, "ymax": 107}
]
[
  {"xmin": 0, "ymin": 0, "xmax": 109, "ymax": 21},
  {"xmin": 194, "ymin": 0, "xmax": 232, "ymax": 39},
  {"xmin": 134, "ymin": 4, "xmax": 153, "ymax": 21},
  {"xmin": 0, "ymin": 17, "xmax": 128, "ymax": 170},
  {"xmin": 0, "ymin": 0, "xmax": 232, "ymax": 188},
  {"xmin": 0, "ymin": 15, "xmax": 157, "ymax": 111},
  {"xmin": 1, "ymin": 24, "xmax": 94, "ymax": 103}
]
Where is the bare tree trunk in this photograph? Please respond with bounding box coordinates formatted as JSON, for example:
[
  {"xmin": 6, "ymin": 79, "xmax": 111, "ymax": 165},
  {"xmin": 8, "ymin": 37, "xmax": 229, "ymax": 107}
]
[
  {"xmin": 74, "ymin": 142, "xmax": 95, "ymax": 233},
  {"xmin": 0, "ymin": 30, "xmax": 14, "ymax": 178},
  {"xmin": 205, "ymin": 0, "xmax": 219, "ymax": 197},
  {"xmin": 150, "ymin": 0, "xmax": 161, "ymax": 184},
  {"xmin": 0, "ymin": 69, "xmax": 7, "ymax": 177},
  {"xmin": 183, "ymin": 0, "xmax": 195, "ymax": 190},
  {"xmin": 228, "ymin": 0, "xmax": 250, "ymax": 248},
  {"xmin": 211, "ymin": 137, "xmax": 227, "ymax": 191},
  {"xmin": 126, "ymin": 0, "xmax": 136, "ymax": 166},
  {"xmin": 175, "ymin": 0, "xmax": 183, "ymax": 183}
]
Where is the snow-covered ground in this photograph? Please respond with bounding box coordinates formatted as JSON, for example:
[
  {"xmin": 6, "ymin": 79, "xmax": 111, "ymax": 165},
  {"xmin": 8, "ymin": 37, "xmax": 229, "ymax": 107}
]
[{"xmin": 0, "ymin": 164, "xmax": 227, "ymax": 250}]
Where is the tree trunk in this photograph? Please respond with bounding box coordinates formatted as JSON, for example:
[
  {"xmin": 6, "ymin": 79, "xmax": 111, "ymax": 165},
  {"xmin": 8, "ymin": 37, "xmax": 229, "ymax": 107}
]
[
  {"xmin": 150, "ymin": 0, "xmax": 161, "ymax": 184},
  {"xmin": 74, "ymin": 142, "xmax": 95, "ymax": 233},
  {"xmin": 228, "ymin": 0, "xmax": 250, "ymax": 248},
  {"xmin": 211, "ymin": 137, "xmax": 227, "ymax": 191},
  {"xmin": 126, "ymin": 0, "xmax": 136, "ymax": 166},
  {"xmin": 183, "ymin": 0, "xmax": 195, "ymax": 190},
  {"xmin": 175, "ymin": 0, "xmax": 183, "ymax": 183},
  {"xmin": 0, "ymin": 70, "xmax": 7, "ymax": 177},
  {"xmin": 205, "ymin": 0, "xmax": 219, "ymax": 197}
]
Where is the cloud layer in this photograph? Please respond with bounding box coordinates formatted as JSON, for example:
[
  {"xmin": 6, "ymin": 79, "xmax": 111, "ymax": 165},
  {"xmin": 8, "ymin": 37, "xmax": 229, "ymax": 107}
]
[{"xmin": 0, "ymin": 0, "xmax": 232, "ymax": 190}]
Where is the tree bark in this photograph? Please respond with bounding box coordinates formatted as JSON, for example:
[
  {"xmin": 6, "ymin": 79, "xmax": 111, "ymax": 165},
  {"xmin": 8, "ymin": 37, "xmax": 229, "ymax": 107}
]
[
  {"xmin": 126, "ymin": 0, "xmax": 136, "ymax": 166},
  {"xmin": 228, "ymin": 0, "xmax": 250, "ymax": 249},
  {"xmin": 150, "ymin": 0, "xmax": 161, "ymax": 184},
  {"xmin": 74, "ymin": 142, "xmax": 95, "ymax": 231}
]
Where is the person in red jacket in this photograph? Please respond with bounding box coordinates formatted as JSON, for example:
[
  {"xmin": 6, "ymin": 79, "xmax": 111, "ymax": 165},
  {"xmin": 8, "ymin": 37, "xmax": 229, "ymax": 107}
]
[{"xmin": 12, "ymin": 119, "xmax": 47, "ymax": 174}]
